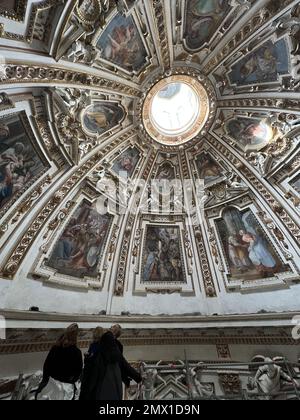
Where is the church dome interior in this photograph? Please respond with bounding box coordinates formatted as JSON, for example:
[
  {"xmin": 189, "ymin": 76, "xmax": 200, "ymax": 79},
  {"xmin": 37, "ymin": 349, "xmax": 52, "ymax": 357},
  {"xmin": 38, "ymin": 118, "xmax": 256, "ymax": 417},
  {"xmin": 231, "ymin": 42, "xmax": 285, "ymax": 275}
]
[{"xmin": 0, "ymin": 0, "xmax": 300, "ymax": 401}]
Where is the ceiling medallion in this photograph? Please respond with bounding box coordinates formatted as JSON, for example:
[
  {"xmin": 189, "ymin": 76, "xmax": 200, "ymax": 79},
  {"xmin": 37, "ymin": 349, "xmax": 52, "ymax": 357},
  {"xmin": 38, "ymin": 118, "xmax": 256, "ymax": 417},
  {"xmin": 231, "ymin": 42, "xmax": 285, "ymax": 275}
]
[{"xmin": 142, "ymin": 75, "xmax": 211, "ymax": 146}]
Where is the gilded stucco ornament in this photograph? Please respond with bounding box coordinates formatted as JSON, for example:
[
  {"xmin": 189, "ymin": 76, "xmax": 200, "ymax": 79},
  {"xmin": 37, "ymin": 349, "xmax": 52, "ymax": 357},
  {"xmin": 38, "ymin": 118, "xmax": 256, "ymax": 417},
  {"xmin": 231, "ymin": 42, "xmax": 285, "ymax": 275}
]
[
  {"xmin": 65, "ymin": 0, "xmax": 110, "ymax": 65},
  {"xmin": 0, "ymin": 0, "xmax": 28, "ymax": 22},
  {"xmin": 76, "ymin": 0, "xmax": 109, "ymax": 26}
]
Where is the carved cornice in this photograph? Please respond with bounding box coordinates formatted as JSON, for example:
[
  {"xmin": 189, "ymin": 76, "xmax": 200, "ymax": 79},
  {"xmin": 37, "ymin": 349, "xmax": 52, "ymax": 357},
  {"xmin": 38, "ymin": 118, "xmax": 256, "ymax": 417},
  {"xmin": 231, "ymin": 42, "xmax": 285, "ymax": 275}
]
[
  {"xmin": 218, "ymin": 97, "xmax": 300, "ymax": 112},
  {"xmin": 0, "ymin": 65, "xmax": 140, "ymax": 97},
  {"xmin": 115, "ymin": 214, "xmax": 135, "ymax": 296},
  {"xmin": 34, "ymin": 116, "xmax": 61, "ymax": 157},
  {"xmin": 0, "ymin": 325, "xmax": 298, "ymax": 355},
  {"xmin": 2, "ymin": 309, "xmax": 299, "ymax": 324}
]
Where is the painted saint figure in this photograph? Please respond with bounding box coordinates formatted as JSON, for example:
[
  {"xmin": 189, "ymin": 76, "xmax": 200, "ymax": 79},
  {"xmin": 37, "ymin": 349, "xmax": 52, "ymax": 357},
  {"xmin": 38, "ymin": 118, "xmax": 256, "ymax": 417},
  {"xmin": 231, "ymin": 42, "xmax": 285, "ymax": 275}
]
[
  {"xmin": 185, "ymin": 0, "xmax": 229, "ymax": 50},
  {"xmin": 83, "ymin": 102, "xmax": 124, "ymax": 135},
  {"xmin": 226, "ymin": 117, "xmax": 274, "ymax": 151},
  {"xmin": 195, "ymin": 153, "xmax": 223, "ymax": 183},
  {"xmin": 142, "ymin": 227, "xmax": 184, "ymax": 283},
  {"xmin": 112, "ymin": 147, "xmax": 140, "ymax": 179},
  {"xmin": 47, "ymin": 202, "xmax": 112, "ymax": 279},
  {"xmin": 217, "ymin": 208, "xmax": 283, "ymax": 282},
  {"xmin": 228, "ymin": 236, "xmax": 251, "ymax": 272},
  {"xmin": 240, "ymin": 230, "xmax": 277, "ymax": 273},
  {"xmin": 229, "ymin": 39, "xmax": 290, "ymax": 86},
  {"xmin": 0, "ymin": 115, "xmax": 45, "ymax": 210},
  {"xmin": 96, "ymin": 14, "xmax": 147, "ymax": 72}
]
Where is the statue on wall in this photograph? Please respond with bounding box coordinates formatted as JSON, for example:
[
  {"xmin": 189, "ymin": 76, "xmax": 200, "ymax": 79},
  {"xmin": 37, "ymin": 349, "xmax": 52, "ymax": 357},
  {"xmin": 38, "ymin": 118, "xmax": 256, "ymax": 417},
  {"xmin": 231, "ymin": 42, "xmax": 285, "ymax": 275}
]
[
  {"xmin": 248, "ymin": 357, "xmax": 299, "ymax": 400},
  {"xmin": 22, "ymin": 371, "xmax": 78, "ymax": 400},
  {"xmin": 191, "ymin": 368, "xmax": 215, "ymax": 399},
  {"xmin": 141, "ymin": 368, "xmax": 166, "ymax": 400},
  {"xmin": 76, "ymin": 0, "xmax": 109, "ymax": 25},
  {"xmin": 66, "ymin": 40, "xmax": 97, "ymax": 64}
]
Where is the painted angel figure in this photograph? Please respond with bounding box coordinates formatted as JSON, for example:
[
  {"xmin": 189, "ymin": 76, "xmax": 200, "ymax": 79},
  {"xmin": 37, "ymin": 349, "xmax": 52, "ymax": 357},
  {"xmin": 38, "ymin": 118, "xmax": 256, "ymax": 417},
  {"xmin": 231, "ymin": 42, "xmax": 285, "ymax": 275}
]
[{"xmin": 241, "ymin": 212, "xmax": 277, "ymax": 272}]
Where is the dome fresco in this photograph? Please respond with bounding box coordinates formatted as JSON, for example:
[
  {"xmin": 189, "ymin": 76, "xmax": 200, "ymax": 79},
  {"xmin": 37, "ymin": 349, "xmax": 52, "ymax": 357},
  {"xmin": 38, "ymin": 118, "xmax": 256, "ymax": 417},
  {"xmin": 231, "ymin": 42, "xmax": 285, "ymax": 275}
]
[{"xmin": 0, "ymin": 0, "xmax": 299, "ymax": 318}]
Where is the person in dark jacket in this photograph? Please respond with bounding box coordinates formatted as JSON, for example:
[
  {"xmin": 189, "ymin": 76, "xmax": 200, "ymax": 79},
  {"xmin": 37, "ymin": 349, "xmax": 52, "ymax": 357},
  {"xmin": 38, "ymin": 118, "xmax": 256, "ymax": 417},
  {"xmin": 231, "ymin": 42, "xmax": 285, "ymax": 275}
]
[
  {"xmin": 111, "ymin": 324, "xmax": 123, "ymax": 351},
  {"xmin": 85, "ymin": 326, "xmax": 105, "ymax": 359},
  {"xmin": 79, "ymin": 327, "xmax": 105, "ymax": 401},
  {"xmin": 110, "ymin": 324, "xmax": 140, "ymax": 389},
  {"xmin": 80, "ymin": 324, "xmax": 142, "ymax": 400},
  {"xmin": 34, "ymin": 323, "xmax": 83, "ymax": 400}
]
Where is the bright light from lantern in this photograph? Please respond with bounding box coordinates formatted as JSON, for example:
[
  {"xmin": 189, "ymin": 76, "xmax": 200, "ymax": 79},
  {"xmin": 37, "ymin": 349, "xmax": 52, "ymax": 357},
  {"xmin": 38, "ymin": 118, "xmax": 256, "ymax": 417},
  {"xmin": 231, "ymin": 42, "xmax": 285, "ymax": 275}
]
[{"xmin": 150, "ymin": 82, "xmax": 200, "ymax": 137}]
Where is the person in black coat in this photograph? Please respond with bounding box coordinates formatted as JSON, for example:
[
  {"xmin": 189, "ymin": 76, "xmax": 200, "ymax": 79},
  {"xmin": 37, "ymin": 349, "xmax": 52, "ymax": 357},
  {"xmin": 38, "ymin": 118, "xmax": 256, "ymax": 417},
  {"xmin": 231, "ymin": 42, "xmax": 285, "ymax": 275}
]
[
  {"xmin": 110, "ymin": 324, "xmax": 141, "ymax": 389},
  {"xmin": 79, "ymin": 327, "xmax": 105, "ymax": 401},
  {"xmin": 34, "ymin": 323, "xmax": 83, "ymax": 399},
  {"xmin": 79, "ymin": 324, "xmax": 142, "ymax": 400}
]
